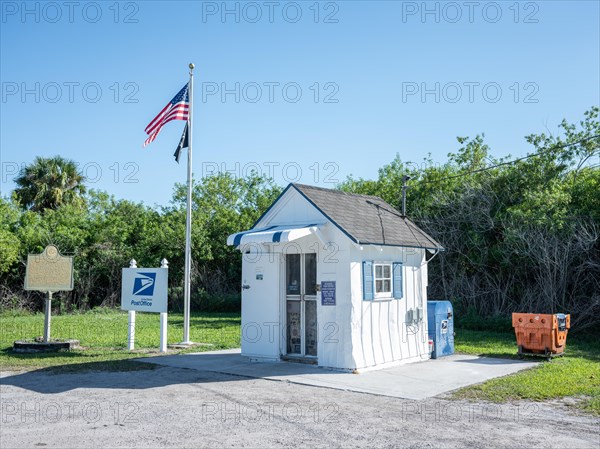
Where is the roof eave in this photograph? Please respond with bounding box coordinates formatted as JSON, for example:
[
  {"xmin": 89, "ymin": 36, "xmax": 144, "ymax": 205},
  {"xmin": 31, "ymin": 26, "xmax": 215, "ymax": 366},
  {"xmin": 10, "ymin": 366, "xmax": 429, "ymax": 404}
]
[{"xmin": 358, "ymin": 242, "xmax": 445, "ymax": 251}]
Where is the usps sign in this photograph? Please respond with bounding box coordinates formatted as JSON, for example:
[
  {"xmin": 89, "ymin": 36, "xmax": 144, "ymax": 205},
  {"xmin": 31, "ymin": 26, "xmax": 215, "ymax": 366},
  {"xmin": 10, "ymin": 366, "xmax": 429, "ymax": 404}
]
[{"xmin": 121, "ymin": 268, "xmax": 168, "ymax": 313}]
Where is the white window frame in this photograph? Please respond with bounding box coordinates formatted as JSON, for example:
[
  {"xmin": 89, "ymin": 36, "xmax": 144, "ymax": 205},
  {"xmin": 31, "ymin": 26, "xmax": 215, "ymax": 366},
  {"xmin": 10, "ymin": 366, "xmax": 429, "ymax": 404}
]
[{"xmin": 373, "ymin": 262, "xmax": 393, "ymax": 299}]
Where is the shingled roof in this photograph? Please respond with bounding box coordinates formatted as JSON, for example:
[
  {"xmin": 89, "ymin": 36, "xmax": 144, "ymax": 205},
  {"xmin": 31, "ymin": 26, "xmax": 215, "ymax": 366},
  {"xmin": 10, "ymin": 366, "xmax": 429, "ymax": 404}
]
[{"xmin": 289, "ymin": 183, "xmax": 444, "ymax": 250}]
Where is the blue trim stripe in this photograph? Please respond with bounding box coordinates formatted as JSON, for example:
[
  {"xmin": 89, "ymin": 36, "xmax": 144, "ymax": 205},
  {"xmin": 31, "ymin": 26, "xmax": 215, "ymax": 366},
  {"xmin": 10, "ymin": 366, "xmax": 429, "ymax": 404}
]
[
  {"xmin": 272, "ymin": 224, "xmax": 316, "ymax": 242},
  {"xmin": 233, "ymin": 233, "xmax": 244, "ymax": 247},
  {"xmin": 233, "ymin": 225, "xmax": 278, "ymax": 246}
]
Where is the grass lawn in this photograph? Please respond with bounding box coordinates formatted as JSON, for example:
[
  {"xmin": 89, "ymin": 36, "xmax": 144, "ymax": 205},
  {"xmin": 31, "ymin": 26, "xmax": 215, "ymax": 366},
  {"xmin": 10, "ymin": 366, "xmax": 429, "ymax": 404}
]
[
  {"xmin": 2, "ymin": 309, "xmax": 599, "ymax": 415},
  {"xmin": 0, "ymin": 308, "xmax": 240, "ymax": 372},
  {"xmin": 454, "ymin": 329, "xmax": 600, "ymax": 415}
]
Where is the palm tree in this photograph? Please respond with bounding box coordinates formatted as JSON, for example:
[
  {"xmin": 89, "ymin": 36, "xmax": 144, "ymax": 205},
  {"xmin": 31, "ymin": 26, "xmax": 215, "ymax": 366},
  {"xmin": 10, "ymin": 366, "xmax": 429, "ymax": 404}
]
[{"xmin": 14, "ymin": 156, "xmax": 86, "ymax": 212}]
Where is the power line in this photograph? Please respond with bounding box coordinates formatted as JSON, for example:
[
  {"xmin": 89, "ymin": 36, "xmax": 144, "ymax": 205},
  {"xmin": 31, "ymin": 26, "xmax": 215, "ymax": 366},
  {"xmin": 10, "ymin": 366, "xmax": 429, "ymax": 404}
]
[
  {"xmin": 411, "ymin": 215, "xmax": 600, "ymax": 224},
  {"xmin": 420, "ymin": 135, "xmax": 600, "ymax": 185}
]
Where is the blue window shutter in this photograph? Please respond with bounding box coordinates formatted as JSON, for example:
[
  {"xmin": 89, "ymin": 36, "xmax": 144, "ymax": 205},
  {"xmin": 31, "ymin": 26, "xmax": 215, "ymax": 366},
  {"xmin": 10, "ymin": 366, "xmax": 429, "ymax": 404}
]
[
  {"xmin": 362, "ymin": 261, "xmax": 374, "ymax": 300},
  {"xmin": 393, "ymin": 262, "xmax": 403, "ymax": 299}
]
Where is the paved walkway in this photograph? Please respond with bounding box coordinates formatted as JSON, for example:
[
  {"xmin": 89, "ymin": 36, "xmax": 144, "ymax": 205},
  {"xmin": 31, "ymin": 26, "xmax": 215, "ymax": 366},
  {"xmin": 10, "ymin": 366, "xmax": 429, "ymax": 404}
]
[{"xmin": 137, "ymin": 349, "xmax": 538, "ymax": 400}]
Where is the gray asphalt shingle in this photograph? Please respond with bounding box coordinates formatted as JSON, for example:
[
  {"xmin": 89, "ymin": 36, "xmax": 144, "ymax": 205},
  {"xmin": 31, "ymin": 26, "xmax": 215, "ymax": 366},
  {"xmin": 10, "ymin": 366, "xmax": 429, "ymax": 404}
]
[{"xmin": 292, "ymin": 183, "xmax": 444, "ymax": 250}]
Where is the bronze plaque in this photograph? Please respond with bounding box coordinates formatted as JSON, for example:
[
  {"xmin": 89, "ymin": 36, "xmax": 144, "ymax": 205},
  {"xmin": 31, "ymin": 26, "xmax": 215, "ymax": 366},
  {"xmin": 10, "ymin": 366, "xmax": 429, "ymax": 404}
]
[{"xmin": 24, "ymin": 245, "xmax": 74, "ymax": 292}]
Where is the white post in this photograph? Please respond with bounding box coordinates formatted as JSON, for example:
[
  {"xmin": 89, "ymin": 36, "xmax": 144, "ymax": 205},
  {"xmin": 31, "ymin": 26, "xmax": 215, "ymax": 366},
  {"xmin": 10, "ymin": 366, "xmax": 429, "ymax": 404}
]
[
  {"xmin": 127, "ymin": 311, "xmax": 136, "ymax": 350},
  {"xmin": 127, "ymin": 259, "xmax": 137, "ymax": 351},
  {"xmin": 43, "ymin": 291, "xmax": 52, "ymax": 342},
  {"xmin": 159, "ymin": 258, "xmax": 169, "ymax": 352},
  {"xmin": 181, "ymin": 63, "xmax": 194, "ymax": 345},
  {"xmin": 159, "ymin": 312, "xmax": 167, "ymax": 352}
]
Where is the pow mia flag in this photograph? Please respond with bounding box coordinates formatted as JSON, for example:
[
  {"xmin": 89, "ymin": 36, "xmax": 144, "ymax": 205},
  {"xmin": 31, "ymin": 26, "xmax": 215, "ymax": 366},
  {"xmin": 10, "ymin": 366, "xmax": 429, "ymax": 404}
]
[{"xmin": 174, "ymin": 122, "xmax": 188, "ymax": 163}]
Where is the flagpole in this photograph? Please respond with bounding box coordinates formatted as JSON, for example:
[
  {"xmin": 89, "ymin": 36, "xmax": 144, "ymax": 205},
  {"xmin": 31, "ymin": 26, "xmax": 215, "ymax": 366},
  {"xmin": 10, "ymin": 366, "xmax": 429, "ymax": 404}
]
[{"xmin": 182, "ymin": 62, "xmax": 194, "ymax": 345}]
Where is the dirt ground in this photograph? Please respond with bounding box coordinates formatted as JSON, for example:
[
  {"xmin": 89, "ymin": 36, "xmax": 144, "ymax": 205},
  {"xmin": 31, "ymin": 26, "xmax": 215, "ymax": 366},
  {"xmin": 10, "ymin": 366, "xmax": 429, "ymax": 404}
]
[{"xmin": 1, "ymin": 366, "xmax": 598, "ymax": 449}]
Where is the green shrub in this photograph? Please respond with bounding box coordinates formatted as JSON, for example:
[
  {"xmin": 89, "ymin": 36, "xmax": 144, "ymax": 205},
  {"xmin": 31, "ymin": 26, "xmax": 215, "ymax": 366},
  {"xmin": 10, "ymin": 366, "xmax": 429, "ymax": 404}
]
[
  {"xmin": 454, "ymin": 305, "xmax": 513, "ymax": 332},
  {"xmin": 194, "ymin": 291, "xmax": 241, "ymax": 313}
]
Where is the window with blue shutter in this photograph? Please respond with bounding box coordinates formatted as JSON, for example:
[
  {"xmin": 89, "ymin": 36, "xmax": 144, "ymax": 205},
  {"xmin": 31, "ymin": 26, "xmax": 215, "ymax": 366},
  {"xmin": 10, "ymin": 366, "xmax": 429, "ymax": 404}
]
[
  {"xmin": 392, "ymin": 262, "xmax": 403, "ymax": 299},
  {"xmin": 362, "ymin": 261, "xmax": 374, "ymax": 300}
]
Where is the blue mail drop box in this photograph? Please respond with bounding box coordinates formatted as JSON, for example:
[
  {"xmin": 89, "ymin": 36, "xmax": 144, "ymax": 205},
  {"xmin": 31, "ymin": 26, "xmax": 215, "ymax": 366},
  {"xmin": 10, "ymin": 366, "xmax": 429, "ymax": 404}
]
[{"xmin": 427, "ymin": 300, "xmax": 454, "ymax": 359}]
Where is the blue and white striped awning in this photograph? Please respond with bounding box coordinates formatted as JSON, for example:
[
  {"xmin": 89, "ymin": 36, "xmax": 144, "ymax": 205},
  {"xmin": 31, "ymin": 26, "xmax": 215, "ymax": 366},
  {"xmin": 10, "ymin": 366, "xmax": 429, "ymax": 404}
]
[{"xmin": 227, "ymin": 224, "xmax": 321, "ymax": 247}]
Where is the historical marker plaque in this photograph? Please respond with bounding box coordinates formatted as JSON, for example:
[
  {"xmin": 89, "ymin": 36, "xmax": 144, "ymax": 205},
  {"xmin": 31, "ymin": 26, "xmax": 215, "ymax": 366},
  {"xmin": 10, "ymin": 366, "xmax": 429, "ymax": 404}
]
[{"xmin": 24, "ymin": 245, "xmax": 74, "ymax": 292}]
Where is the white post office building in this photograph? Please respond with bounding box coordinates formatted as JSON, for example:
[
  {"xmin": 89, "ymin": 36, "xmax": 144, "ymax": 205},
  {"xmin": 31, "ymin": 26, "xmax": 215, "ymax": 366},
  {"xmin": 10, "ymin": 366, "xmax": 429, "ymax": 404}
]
[{"xmin": 227, "ymin": 183, "xmax": 444, "ymax": 371}]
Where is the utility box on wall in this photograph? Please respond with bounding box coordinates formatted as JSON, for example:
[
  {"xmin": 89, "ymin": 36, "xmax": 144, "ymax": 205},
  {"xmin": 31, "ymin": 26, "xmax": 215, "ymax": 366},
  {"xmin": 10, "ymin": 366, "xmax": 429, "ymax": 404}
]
[{"xmin": 427, "ymin": 300, "xmax": 454, "ymax": 359}]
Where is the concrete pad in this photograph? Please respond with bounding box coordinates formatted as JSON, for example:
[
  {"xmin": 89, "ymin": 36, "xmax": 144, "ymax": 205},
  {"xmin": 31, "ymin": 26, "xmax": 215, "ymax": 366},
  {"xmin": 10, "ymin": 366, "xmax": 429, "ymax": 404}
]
[{"xmin": 137, "ymin": 349, "xmax": 538, "ymax": 400}]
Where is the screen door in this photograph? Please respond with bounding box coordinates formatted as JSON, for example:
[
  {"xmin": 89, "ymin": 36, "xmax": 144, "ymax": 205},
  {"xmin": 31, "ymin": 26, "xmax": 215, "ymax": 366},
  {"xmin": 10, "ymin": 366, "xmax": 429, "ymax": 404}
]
[{"xmin": 285, "ymin": 253, "xmax": 317, "ymax": 357}]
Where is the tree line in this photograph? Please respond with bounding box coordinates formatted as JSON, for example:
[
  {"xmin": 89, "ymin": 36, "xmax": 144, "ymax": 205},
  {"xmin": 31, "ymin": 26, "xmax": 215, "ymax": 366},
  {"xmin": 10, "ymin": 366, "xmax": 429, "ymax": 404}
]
[
  {"xmin": 340, "ymin": 107, "xmax": 599, "ymax": 331},
  {"xmin": 1, "ymin": 108, "xmax": 598, "ymax": 330},
  {"xmin": 0, "ymin": 166, "xmax": 281, "ymax": 313}
]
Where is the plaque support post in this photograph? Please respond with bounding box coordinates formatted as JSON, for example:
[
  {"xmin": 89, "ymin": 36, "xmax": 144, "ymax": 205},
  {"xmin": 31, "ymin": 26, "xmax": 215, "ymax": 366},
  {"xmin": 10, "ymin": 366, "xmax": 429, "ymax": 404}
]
[{"xmin": 43, "ymin": 291, "xmax": 52, "ymax": 342}]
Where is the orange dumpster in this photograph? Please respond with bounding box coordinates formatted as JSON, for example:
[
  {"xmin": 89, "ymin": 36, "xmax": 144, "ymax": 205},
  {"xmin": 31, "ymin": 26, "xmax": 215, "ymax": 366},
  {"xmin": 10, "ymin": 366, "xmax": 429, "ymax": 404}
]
[{"xmin": 512, "ymin": 313, "xmax": 570, "ymax": 359}]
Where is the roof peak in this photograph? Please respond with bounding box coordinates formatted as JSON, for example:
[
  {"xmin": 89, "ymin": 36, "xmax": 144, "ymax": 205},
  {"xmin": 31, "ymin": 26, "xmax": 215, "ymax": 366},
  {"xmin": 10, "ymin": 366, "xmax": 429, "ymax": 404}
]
[{"xmin": 291, "ymin": 183, "xmax": 388, "ymax": 202}]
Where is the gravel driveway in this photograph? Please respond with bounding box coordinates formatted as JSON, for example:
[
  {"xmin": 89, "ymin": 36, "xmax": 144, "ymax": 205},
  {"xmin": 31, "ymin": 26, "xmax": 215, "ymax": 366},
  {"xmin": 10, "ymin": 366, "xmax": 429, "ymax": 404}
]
[{"xmin": 1, "ymin": 366, "xmax": 598, "ymax": 448}]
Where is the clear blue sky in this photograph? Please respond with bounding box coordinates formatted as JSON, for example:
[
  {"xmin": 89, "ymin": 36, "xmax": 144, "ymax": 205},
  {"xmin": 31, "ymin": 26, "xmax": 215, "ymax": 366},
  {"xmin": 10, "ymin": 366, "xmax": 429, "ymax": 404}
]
[{"xmin": 1, "ymin": 0, "xmax": 599, "ymax": 207}]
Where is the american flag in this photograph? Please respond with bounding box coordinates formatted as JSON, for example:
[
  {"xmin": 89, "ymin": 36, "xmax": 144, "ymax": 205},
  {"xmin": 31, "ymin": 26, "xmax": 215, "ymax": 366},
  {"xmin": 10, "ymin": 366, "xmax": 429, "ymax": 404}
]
[{"xmin": 144, "ymin": 84, "xmax": 189, "ymax": 147}]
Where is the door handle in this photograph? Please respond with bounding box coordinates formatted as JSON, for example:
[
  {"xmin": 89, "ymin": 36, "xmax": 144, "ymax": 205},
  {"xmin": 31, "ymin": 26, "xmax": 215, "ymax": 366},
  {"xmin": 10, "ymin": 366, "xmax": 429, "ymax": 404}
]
[{"xmin": 242, "ymin": 284, "xmax": 251, "ymax": 290}]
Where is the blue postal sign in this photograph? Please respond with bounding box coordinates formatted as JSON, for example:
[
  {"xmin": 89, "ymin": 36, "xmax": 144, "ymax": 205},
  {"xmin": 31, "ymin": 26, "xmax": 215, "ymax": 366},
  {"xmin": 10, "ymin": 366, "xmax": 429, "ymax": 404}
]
[
  {"xmin": 321, "ymin": 281, "xmax": 336, "ymax": 306},
  {"xmin": 121, "ymin": 268, "xmax": 168, "ymax": 313}
]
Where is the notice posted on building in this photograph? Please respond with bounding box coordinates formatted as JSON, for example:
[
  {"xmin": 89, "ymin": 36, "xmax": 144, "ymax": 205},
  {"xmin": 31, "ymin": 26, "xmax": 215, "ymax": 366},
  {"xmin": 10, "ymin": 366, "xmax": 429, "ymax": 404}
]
[{"xmin": 321, "ymin": 281, "xmax": 336, "ymax": 306}]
